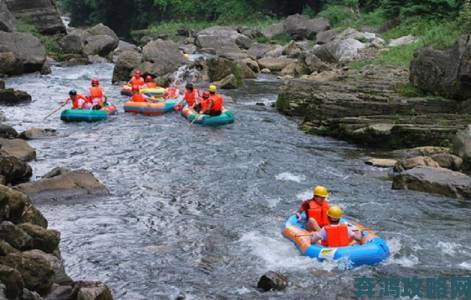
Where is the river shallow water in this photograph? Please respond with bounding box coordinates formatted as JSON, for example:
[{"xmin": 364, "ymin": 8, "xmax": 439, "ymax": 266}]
[{"xmin": 3, "ymin": 64, "xmax": 471, "ymax": 299}]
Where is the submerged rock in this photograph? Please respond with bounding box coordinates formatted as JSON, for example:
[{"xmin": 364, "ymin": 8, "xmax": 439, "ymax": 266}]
[
  {"xmin": 392, "ymin": 166, "xmax": 471, "ymax": 199},
  {"xmin": 15, "ymin": 168, "xmax": 109, "ymax": 202},
  {"xmin": 19, "ymin": 128, "xmax": 57, "ymax": 140},
  {"xmin": 0, "ymin": 88, "xmax": 32, "ymax": 105},
  {"xmin": 257, "ymin": 271, "xmax": 288, "ymax": 291},
  {"xmin": 0, "ymin": 124, "xmax": 18, "ymax": 139}
]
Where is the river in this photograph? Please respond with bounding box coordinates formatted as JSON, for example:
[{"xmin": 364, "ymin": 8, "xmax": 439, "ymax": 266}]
[{"xmin": 3, "ymin": 63, "xmax": 471, "ymax": 299}]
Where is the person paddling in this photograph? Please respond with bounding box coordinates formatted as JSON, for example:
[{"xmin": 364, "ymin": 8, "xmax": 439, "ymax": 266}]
[
  {"xmin": 311, "ymin": 206, "xmax": 362, "ymax": 247},
  {"xmin": 296, "ymin": 185, "xmax": 330, "ymax": 232},
  {"xmin": 200, "ymin": 85, "xmax": 223, "ymax": 116},
  {"xmin": 129, "ymin": 70, "xmax": 145, "ymax": 87},
  {"xmin": 65, "ymin": 90, "xmax": 89, "ymax": 109},
  {"xmin": 88, "ymin": 79, "xmax": 105, "ymax": 109},
  {"xmin": 144, "ymin": 75, "xmax": 157, "ymax": 88},
  {"xmin": 183, "ymin": 83, "xmax": 199, "ymax": 109},
  {"xmin": 130, "ymin": 85, "xmax": 152, "ymax": 102}
]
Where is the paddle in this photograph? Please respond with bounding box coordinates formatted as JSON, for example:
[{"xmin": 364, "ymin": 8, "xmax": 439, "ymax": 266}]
[
  {"xmin": 43, "ymin": 100, "xmax": 68, "ymax": 120},
  {"xmin": 189, "ymin": 113, "xmax": 203, "ymax": 127}
]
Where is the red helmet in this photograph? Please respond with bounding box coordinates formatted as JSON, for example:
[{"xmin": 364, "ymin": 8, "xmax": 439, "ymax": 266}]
[
  {"xmin": 145, "ymin": 75, "xmax": 153, "ymax": 82},
  {"xmin": 91, "ymin": 79, "xmax": 99, "ymax": 86},
  {"xmin": 202, "ymin": 91, "xmax": 210, "ymax": 99},
  {"xmin": 132, "ymin": 85, "xmax": 140, "ymax": 92}
]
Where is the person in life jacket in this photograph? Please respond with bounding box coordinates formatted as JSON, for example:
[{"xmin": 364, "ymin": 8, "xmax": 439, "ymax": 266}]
[
  {"xmin": 88, "ymin": 79, "xmax": 105, "ymax": 109},
  {"xmin": 66, "ymin": 90, "xmax": 89, "ymax": 109},
  {"xmin": 296, "ymin": 185, "xmax": 330, "ymax": 232},
  {"xmin": 202, "ymin": 84, "xmax": 223, "ymax": 116},
  {"xmin": 183, "ymin": 83, "xmax": 199, "ymax": 108},
  {"xmin": 128, "ymin": 70, "xmax": 145, "ymax": 87},
  {"xmin": 130, "ymin": 85, "xmax": 149, "ymax": 103},
  {"xmin": 195, "ymin": 91, "xmax": 210, "ymax": 113},
  {"xmin": 144, "ymin": 75, "xmax": 157, "ymax": 88},
  {"xmin": 311, "ymin": 206, "xmax": 362, "ymax": 247},
  {"xmin": 165, "ymin": 86, "xmax": 179, "ymax": 99}
]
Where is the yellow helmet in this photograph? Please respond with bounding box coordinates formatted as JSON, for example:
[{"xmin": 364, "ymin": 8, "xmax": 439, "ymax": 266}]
[
  {"xmin": 208, "ymin": 84, "xmax": 217, "ymax": 93},
  {"xmin": 327, "ymin": 205, "xmax": 343, "ymax": 219},
  {"xmin": 313, "ymin": 185, "xmax": 328, "ymax": 198}
]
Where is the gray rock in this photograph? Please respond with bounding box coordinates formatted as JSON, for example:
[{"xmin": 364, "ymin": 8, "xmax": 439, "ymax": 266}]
[
  {"xmin": 282, "ymin": 40, "xmax": 303, "ymax": 58},
  {"xmin": 392, "ymin": 166, "xmax": 471, "ymax": 199},
  {"xmin": 0, "ymin": 153, "xmax": 32, "ymax": 185},
  {"xmin": 0, "ymin": 88, "xmax": 32, "ymax": 104},
  {"xmin": 214, "ymin": 74, "xmax": 239, "ymax": 89},
  {"xmin": 0, "ymin": 182, "xmax": 29, "ymax": 222},
  {"xmin": 0, "ymin": 250, "xmax": 55, "ymax": 295},
  {"xmin": 0, "ymin": 31, "xmax": 47, "ymax": 74},
  {"xmin": 388, "ymin": 35, "xmax": 418, "ymax": 47},
  {"xmin": 393, "ymin": 156, "xmax": 441, "ymax": 172},
  {"xmin": 0, "ymin": 221, "xmax": 32, "ymax": 250},
  {"xmin": 410, "ymin": 34, "xmax": 471, "ymax": 100},
  {"xmin": 391, "ymin": 146, "xmax": 451, "ymax": 159},
  {"xmin": 18, "ymin": 223, "xmax": 60, "ymax": 253},
  {"xmin": 87, "ymin": 23, "xmax": 118, "ymax": 46},
  {"xmin": 0, "ymin": 51, "xmax": 20, "ymax": 75},
  {"xmin": 313, "ymin": 38, "xmax": 366, "ymax": 63},
  {"xmin": 0, "ymin": 0, "xmax": 16, "ymax": 32},
  {"xmin": 257, "ymin": 271, "xmax": 288, "ymax": 291},
  {"xmin": 258, "ymin": 57, "xmax": 297, "ymax": 72},
  {"xmin": 430, "ymin": 153, "xmax": 463, "ymax": 170},
  {"xmin": 18, "ymin": 200, "xmax": 48, "ymax": 228},
  {"xmin": 22, "ymin": 288, "xmax": 43, "ymax": 300},
  {"xmin": 22, "ymin": 250, "xmax": 72, "ymax": 285},
  {"xmin": 452, "ymin": 125, "xmax": 471, "ymax": 168},
  {"xmin": 0, "ymin": 264, "xmax": 24, "ymax": 300},
  {"xmin": 111, "ymin": 50, "xmax": 143, "ymax": 83},
  {"xmin": 0, "ymin": 138, "xmax": 36, "ymax": 162},
  {"xmin": 58, "ymin": 34, "xmax": 83, "ymax": 54},
  {"xmin": 316, "ymin": 29, "xmax": 338, "ymax": 45},
  {"xmin": 140, "ymin": 39, "xmax": 187, "ymax": 76},
  {"xmin": 19, "ymin": 128, "xmax": 57, "ymax": 140},
  {"xmin": 74, "ymin": 281, "xmax": 113, "ymax": 300},
  {"xmin": 283, "ymin": 14, "xmax": 330, "ymax": 40},
  {"xmin": 207, "ymin": 57, "xmax": 235, "ymax": 82},
  {"xmin": 113, "ymin": 40, "xmax": 138, "ymax": 61},
  {"xmin": 195, "ymin": 26, "xmax": 247, "ymax": 56},
  {"xmin": 303, "ymin": 53, "xmax": 331, "ymax": 73},
  {"xmin": 235, "ymin": 34, "xmax": 252, "ymax": 50},
  {"xmin": 0, "ymin": 124, "xmax": 18, "ymax": 139},
  {"xmin": 365, "ymin": 158, "xmax": 397, "ymax": 168},
  {"xmin": 15, "ymin": 169, "xmax": 109, "ymax": 202},
  {"xmin": 4, "ymin": 0, "xmax": 65, "ymax": 34},
  {"xmin": 83, "ymin": 35, "xmax": 116, "ymax": 57},
  {"xmin": 263, "ymin": 45, "xmax": 284, "ymax": 58},
  {"xmin": 0, "ymin": 240, "xmax": 19, "ymax": 256},
  {"xmin": 237, "ymin": 27, "xmax": 264, "ymax": 39}
]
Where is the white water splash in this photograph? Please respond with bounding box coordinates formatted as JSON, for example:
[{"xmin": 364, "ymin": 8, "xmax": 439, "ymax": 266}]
[
  {"xmin": 458, "ymin": 261, "xmax": 471, "ymax": 270},
  {"xmin": 275, "ymin": 172, "xmax": 306, "ymax": 183},
  {"xmin": 238, "ymin": 231, "xmax": 339, "ymax": 272},
  {"xmin": 296, "ymin": 189, "xmax": 312, "ymax": 200},
  {"xmin": 385, "ymin": 237, "xmax": 419, "ymax": 267},
  {"xmin": 437, "ymin": 241, "xmax": 462, "ymax": 256}
]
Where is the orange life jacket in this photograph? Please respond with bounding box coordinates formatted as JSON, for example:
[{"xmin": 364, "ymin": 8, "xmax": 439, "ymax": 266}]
[
  {"xmin": 89, "ymin": 87, "xmax": 104, "ymax": 106},
  {"xmin": 145, "ymin": 82, "xmax": 157, "ymax": 88},
  {"xmin": 200, "ymin": 98, "xmax": 211, "ymax": 112},
  {"xmin": 325, "ymin": 224, "xmax": 352, "ymax": 247},
  {"xmin": 72, "ymin": 94, "xmax": 89, "ymax": 109},
  {"xmin": 210, "ymin": 94, "xmax": 223, "ymax": 113},
  {"xmin": 184, "ymin": 90, "xmax": 199, "ymax": 106},
  {"xmin": 131, "ymin": 93, "xmax": 147, "ymax": 103},
  {"xmin": 130, "ymin": 76, "xmax": 144, "ymax": 87},
  {"xmin": 166, "ymin": 87, "xmax": 178, "ymax": 99},
  {"xmin": 306, "ymin": 200, "xmax": 330, "ymax": 228}
]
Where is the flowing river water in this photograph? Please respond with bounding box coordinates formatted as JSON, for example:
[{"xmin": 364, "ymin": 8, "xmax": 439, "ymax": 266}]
[{"xmin": 3, "ymin": 64, "xmax": 471, "ymax": 299}]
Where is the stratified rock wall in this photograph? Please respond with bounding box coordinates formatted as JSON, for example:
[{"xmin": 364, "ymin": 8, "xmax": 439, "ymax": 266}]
[{"xmin": 5, "ymin": 0, "xmax": 65, "ymax": 34}]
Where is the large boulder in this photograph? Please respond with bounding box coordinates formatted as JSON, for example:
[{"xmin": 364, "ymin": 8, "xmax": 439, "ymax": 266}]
[
  {"xmin": 0, "ymin": 51, "xmax": 21, "ymax": 75},
  {"xmin": 283, "ymin": 14, "xmax": 330, "ymax": 40},
  {"xmin": 313, "ymin": 38, "xmax": 366, "ymax": 63},
  {"xmin": 0, "ymin": 88, "xmax": 32, "ymax": 105},
  {"xmin": 58, "ymin": 34, "xmax": 83, "ymax": 54},
  {"xmin": 0, "ymin": 124, "xmax": 18, "ymax": 138},
  {"xmin": 206, "ymin": 57, "xmax": 246, "ymax": 82},
  {"xmin": 112, "ymin": 49, "xmax": 143, "ymax": 83},
  {"xmin": 0, "ymin": 264, "xmax": 24, "ymax": 300},
  {"xmin": 388, "ymin": 35, "xmax": 418, "ymax": 47},
  {"xmin": 22, "ymin": 249, "xmax": 72, "ymax": 285},
  {"xmin": 0, "ymin": 0, "xmax": 16, "ymax": 32},
  {"xmin": 258, "ymin": 57, "xmax": 297, "ymax": 72},
  {"xmin": 214, "ymin": 74, "xmax": 239, "ymax": 89},
  {"xmin": 262, "ymin": 23, "xmax": 284, "ymax": 39},
  {"xmin": 195, "ymin": 26, "xmax": 248, "ymax": 57},
  {"xmin": 0, "ymin": 251, "xmax": 55, "ymax": 295},
  {"xmin": 392, "ymin": 166, "xmax": 471, "ymax": 199},
  {"xmin": 74, "ymin": 281, "xmax": 113, "ymax": 300},
  {"xmin": 0, "ymin": 153, "xmax": 32, "ymax": 185},
  {"xmin": 0, "ymin": 138, "xmax": 36, "ymax": 162},
  {"xmin": 393, "ymin": 156, "xmax": 441, "ymax": 172},
  {"xmin": 4, "ymin": 0, "xmax": 65, "ymax": 35},
  {"xmin": 0, "ymin": 184, "xmax": 29, "ymax": 223},
  {"xmin": 248, "ymin": 43, "xmax": 277, "ymax": 59},
  {"xmin": 0, "ymin": 221, "xmax": 32, "ymax": 250},
  {"xmin": 430, "ymin": 153, "xmax": 463, "ymax": 170},
  {"xmin": 87, "ymin": 23, "xmax": 118, "ymax": 45},
  {"xmin": 15, "ymin": 168, "xmax": 109, "ymax": 202},
  {"xmin": 83, "ymin": 35, "xmax": 117, "ymax": 57},
  {"xmin": 410, "ymin": 34, "xmax": 471, "ymax": 100},
  {"xmin": 140, "ymin": 39, "xmax": 187, "ymax": 76},
  {"xmin": 452, "ymin": 125, "xmax": 471, "ymax": 169},
  {"xmin": 0, "ymin": 32, "xmax": 47, "ymax": 74},
  {"xmin": 18, "ymin": 223, "xmax": 60, "ymax": 253}
]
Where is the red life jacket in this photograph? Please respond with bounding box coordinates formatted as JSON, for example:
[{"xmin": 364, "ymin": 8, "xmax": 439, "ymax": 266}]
[
  {"xmin": 200, "ymin": 98, "xmax": 211, "ymax": 112},
  {"xmin": 166, "ymin": 87, "xmax": 178, "ymax": 99},
  {"xmin": 210, "ymin": 94, "xmax": 223, "ymax": 113},
  {"xmin": 306, "ymin": 200, "xmax": 330, "ymax": 228},
  {"xmin": 131, "ymin": 93, "xmax": 147, "ymax": 103},
  {"xmin": 184, "ymin": 90, "xmax": 199, "ymax": 106},
  {"xmin": 89, "ymin": 87, "xmax": 104, "ymax": 106},
  {"xmin": 325, "ymin": 224, "xmax": 352, "ymax": 247},
  {"xmin": 145, "ymin": 82, "xmax": 157, "ymax": 88}
]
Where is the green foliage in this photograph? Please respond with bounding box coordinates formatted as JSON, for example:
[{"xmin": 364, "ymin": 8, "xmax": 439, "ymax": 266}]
[
  {"xmin": 394, "ymin": 83, "xmax": 422, "ymax": 97},
  {"xmin": 458, "ymin": 0, "xmax": 471, "ymax": 32},
  {"xmin": 270, "ymin": 33, "xmax": 292, "ymax": 45},
  {"xmin": 383, "ymin": 0, "xmax": 463, "ymax": 18},
  {"xmin": 318, "ymin": 5, "xmax": 355, "ymax": 27}
]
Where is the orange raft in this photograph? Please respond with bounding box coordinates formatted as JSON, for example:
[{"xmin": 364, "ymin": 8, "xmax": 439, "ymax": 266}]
[
  {"xmin": 123, "ymin": 100, "xmax": 178, "ymax": 116},
  {"xmin": 283, "ymin": 215, "xmax": 389, "ymax": 267}
]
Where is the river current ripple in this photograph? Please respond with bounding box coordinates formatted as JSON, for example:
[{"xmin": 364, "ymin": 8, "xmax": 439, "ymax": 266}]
[{"xmin": 3, "ymin": 64, "xmax": 471, "ymax": 299}]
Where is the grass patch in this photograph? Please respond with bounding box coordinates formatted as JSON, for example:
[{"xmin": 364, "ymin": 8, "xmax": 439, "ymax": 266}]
[{"xmin": 394, "ymin": 83, "xmax": 422, "ymax": 97}]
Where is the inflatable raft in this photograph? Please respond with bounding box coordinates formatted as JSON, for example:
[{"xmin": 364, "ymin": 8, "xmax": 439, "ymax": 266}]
[
  {"xmin": 120, "ymin": 84, "xmax": 132, "ymax": 96},
  {"xmin": 121, "ymin": 85, "xmax": 166, "ymax": 98},
  {"xmin": 60, "ymin": 105, "xmax": 117, "ymax": 122},
  {"xmin": 181, "ymin": 107, "xmax": 235, "ymax": 126},
  {"xmin": 283, "ymin": 214, "xmax": 389, "ymax": 268},
  {"xmin": 123, "ymin": 100, "xmax": 178, "ymax": 116}
]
